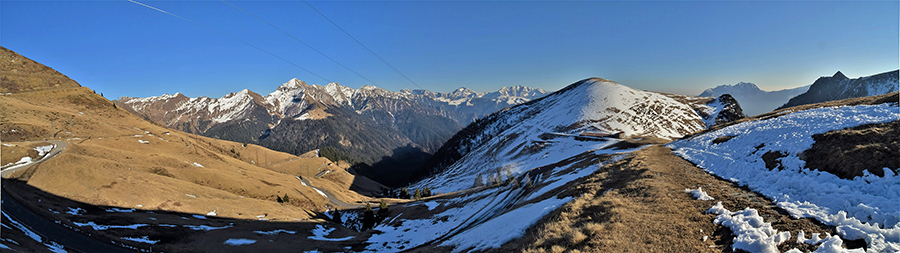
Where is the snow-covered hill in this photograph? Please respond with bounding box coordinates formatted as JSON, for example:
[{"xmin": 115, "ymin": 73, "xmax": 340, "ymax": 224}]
[
  {"xmin": 779, "ymin": 70, "xmax": 899, "ymax": 110},
  {"xmin": 699, "ymin": 82, "xmax": 810, "ymax": 116},
  {"xmin": 669, "ymin": 96, "xmax": 899, "ymax": 252},
  {"xmin": 414, "ymin": 78, "xmax": 744, "ymax": 194}
]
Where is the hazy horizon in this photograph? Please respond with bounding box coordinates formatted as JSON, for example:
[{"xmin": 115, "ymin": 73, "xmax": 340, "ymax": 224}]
[{"xmin": 3, "ymin": 1, "xmax": 897, "ymax": 99}]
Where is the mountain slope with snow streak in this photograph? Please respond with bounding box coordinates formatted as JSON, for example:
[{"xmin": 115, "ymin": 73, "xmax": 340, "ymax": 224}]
[
  {"xmin": 414, "ymin": 78, "xmax": 742, "ymax": 194},
  {"xmin": 669, "ymin": 100, "xmax": 900, "ymax": 252}
]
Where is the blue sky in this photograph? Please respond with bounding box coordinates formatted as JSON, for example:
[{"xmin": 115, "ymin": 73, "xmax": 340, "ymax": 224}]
[{"xmin": 2, "ymin": 1, "xmax": 897, "ymax": 99}]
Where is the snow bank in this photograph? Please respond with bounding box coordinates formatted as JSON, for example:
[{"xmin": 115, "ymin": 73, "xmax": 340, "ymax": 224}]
[
  {"xmin": 670, "ymin": 104, "xmax": 900, "ymax": 251},
  {"xmin": 308, "ymin": 225, "xmax": 353, "ymax": 241},
  {"xmin": 137, "ymin": 139, "xmax": 149, "ymax": 144},
  {"xmin": 223, "ymin": 238, "xmax": 256, "ymax": 246},
  {"xmin": 707, "ymin": 202, "xmax": 791, "ymax": 253},
  {"xmin": 684, "ymin": 187, "xmax": 714, "ymax": 201},
  {"xmin": 105, "ymin": 208, "xmax": 135, "ymax": 213}
]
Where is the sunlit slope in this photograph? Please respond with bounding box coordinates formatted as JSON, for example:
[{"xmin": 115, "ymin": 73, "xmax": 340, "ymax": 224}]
[{"xmin": 0, "ymin": 46, "xmax": 378, "ymax": 220}]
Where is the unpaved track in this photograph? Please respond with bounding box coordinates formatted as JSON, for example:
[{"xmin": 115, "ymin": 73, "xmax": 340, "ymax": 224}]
[{"xmin": 498, "ymin": 145, "xmax": 833, "ymax": 252}]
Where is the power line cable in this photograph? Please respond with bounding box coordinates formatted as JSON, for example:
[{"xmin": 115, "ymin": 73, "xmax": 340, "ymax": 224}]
[
  {"xmin": 301, "ymin": 0, "xmax": 424, "ymax": 90},
  {"xmin": 128, "ymin": 0, "xmax": 332, "ymax": 83},
  {"xmin": 220, "ymin": 0, "xmax": 380, "ymax": 86}
]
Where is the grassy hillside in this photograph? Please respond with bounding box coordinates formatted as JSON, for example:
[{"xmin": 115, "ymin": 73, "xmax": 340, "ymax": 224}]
[{"xmin": 0, "ymin": 46, "xmax": 383, "ymax": 221}]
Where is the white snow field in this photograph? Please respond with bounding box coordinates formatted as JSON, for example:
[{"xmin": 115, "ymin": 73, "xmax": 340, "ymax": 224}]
[{"xmin": 669, "ymin": 103, "xmax": 900, "ymax": 252}]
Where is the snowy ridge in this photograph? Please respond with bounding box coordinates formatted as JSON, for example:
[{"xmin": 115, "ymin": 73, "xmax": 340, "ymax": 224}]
[
  {"xmin": 415, "ymin": 78, "xmax": 725, "ymax": 194},
  {"xmin": 669, "ymin": 103, "xmax": 900, "ymax": 252},
  {"xmin": 119, "ymin": 78, "xmax": 549, "ymax": 134}
]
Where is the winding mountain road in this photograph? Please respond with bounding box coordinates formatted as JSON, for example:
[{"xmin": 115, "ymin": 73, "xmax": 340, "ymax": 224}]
[
  {"xmin": 1, "ymin": 140, "xmax": 67, "ymax": 178},
  {"xmin": 296, "ymin": 176, "xmax": 361, "ymax": 209}
]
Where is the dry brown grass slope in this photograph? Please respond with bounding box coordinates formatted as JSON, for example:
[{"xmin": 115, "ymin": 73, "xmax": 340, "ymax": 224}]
[{"xmin": 0, "ymin": 46, "xmax": 382, "ymax": 222}]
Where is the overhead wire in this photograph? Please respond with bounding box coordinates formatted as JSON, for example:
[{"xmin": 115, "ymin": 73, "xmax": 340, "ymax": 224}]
[
  {"xmin": 301, "ymin": 0, "xmax": 424, "ymax": 90},
  {"xmin": 127, "ymin": 0, "xmax": 332, "ymax": 83},
  {"xmin": 220, "ymin": 0, "xmax": 380, "ymax": 86}
]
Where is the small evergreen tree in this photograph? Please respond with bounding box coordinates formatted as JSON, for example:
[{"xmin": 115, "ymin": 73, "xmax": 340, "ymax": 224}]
[
  {"xmin": 377, "ymin": 200, "xmax": 389, "ymax": 223},
  {"xmin": 414, "ymin": 188, "xmax": 422, "ymax": 200},
  {"xmin": 283, "ymin": 194, "xmax": 290, "ymax": 203},
  {"xmin": 423, "ymin": 186, "xmax": 432, "ymax": 198},
  {"xmin": 332, "ymin": 209, "xmax": 342, "ymax": 223},
  {"xmin": 362, "ymin": 203, "xmax": 375, "ymax": 230},
  {"xmin": 400, "ymin": 188, "xmax": 410, "ymax": 199}
]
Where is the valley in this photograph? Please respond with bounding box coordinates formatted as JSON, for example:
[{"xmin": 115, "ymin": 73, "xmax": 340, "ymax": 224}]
[{"xmin": 2, "ymin": 45, "xmax": 898, "ymax": 253}]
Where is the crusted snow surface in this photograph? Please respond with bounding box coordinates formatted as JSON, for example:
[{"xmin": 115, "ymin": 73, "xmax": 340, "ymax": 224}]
[
  {"xmin": 707, "ymin": 202, "xmax": 792, "ymax": 253},
  {"xmin": 685, "ymin": 187, "xmax": 715, "ymax": 201},
  {"xmin": 308, "ymin": 225, "xmax": 354, "ymax": 241},
  {"xmin": 669, "ymin": 103, "xmax": 900, "ymax": 252}
]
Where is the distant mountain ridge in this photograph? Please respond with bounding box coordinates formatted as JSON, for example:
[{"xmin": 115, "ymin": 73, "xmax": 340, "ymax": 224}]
[
  {"xmin": 116, "ymin": 80, "xmax": 549, "ymax": 187},
  {"xmin": 778, "ymin": 70, "xmax": 899, "ymax": 109},
  {"xmin": 699, "ymin": 82, "xmax": 809, "ymax": 116}
]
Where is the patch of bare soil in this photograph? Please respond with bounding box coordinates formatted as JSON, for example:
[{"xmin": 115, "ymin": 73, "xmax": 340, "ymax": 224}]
[
  {"xmin": 496, "ymin": 145, "xmax": 836, "ymax": 253},
  {"xmin": 802, "ymin": 120, "xmax": 899, "ymax": 179}
]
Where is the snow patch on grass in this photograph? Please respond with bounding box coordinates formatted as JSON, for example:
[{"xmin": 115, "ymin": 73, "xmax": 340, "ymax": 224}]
[
  {"xmin": 707, "ymin": 202, "xmax": 791, "ymax": 253},
  {"xmin": 72, "ymin": 222, "xmax": 148, "ymax": 230},
  {"xmin": 2, "ymin": 210, "xmax": 42, "ymax": 242},
  {"xmin": 66, "ymin": 207, "xmax": 84, "ymax": 215},
  {"xmin": 184, "ymin": 223, "xmax": 233, "ymax": 231},
  {"xmin": 105, "ymin": 208, "xmax": 135, "ymax": 213},
  {"xmin": 254, "ymin": 229, "xmax": 297, "ymax": 235},
  {"xmin": 33, "ymin": 145, "xmax": 53, "ymax": 156},
  {"xmin": 122, "ymin": 236, "xmax": 159, "ymax": 244},
  {"xmin": 137, "ymin": 139, "xmax": 149, "ymax": 144},
  {"xmin": 223, "ymin": 238, "xmax": 256, "ymax": 246},
  {"xmin": 308, "ymin": 225, "xmax": 353, "ymax": 241},
  {"xmin": 684, "ymin": 187, "xmax": 714, "ymax": 201}
]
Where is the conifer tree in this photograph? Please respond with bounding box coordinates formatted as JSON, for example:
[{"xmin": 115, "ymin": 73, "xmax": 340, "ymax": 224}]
[
  {"xmin": 283, "ymin": 194, "xmax": 290, "ymax": 203},
  {"xmin": 414, "ymin": 188, "xmax": 422, "ymax": 200},
  {"xmin": 362, "ymin": 203, "xmax": 375, "ymax": 230},
  {"xmin": 423, "ymin": 186, "xmax": 432, "ymax": 197},
  {"xmin": 400, "ymin": 188, "xmax": 410, "ymax": 199}
]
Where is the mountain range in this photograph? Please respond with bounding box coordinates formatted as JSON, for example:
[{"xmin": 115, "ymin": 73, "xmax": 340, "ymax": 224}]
[
  {"xmin": 115, "ymin": 80, "xmax": 549, "ymax": 187},
  {"xmin": 699, "ymin": 82, "xmax": 809, "ymax": 116},
  {"xmin": 777, "ymin": 70, "xmax": 899, "ymax": 109}
]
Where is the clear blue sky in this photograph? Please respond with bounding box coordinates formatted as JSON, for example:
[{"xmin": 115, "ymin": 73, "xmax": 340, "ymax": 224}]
[{"xmin": 2, "ymin": 1, "xmax": 897, "ymax": 99}]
